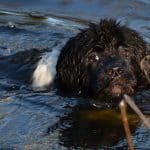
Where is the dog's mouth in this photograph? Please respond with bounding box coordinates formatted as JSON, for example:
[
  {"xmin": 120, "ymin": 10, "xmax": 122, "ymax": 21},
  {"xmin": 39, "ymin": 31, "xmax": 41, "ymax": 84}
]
[
  {"xmin": 92, "ymin": 75, "xmax": 137, "ymax": 108},
  {"xmin": 92, "ymin": 70, "xmax": 137, "ymax": 106},
  {"xmin": 110, "ymin": 84, "xmax": 124, "ymax": 97},
  {"xmin": 107, "ymin": 77, "xmax": 135, "ymax": 99},
  {"xmin": 109, "ymin": 83, "xmax": 134, "ymax": 98}
]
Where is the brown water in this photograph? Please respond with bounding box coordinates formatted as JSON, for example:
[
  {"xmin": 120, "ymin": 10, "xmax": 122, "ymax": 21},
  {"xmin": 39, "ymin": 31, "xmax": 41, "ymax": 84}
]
[{"xmin": 0, "ymin": 0, "xmax": 150, "ymax": 149}]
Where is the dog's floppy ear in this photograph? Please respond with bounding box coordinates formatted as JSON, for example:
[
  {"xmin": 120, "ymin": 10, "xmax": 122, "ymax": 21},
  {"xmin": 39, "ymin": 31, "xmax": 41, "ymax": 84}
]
[{"xmin": 140, "ymin": 55, "xmax": 150, "ymax": 83}]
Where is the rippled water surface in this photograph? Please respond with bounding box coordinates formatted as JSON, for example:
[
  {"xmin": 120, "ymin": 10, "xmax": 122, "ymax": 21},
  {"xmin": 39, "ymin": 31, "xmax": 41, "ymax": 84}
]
[{"xmin": 0, "ymin": 0, "xmax": 150, "ymax": 149}]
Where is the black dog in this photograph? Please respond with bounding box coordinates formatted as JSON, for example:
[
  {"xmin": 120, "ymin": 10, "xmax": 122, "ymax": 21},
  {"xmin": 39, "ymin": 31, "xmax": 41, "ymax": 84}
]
[
  {"xmin": 0, "ymin": 19, "xmax": 149, "ymax": 103},
  {"xmin": 56, "ymin": 19, "xmax": 149, "ymax": 101}
]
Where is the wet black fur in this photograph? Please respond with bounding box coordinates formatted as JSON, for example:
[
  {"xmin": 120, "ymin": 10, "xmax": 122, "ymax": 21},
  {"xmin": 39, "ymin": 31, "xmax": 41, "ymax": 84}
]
[{"xmin": 56, "ymin": 19, "xmax": 148, "ymax": 99}]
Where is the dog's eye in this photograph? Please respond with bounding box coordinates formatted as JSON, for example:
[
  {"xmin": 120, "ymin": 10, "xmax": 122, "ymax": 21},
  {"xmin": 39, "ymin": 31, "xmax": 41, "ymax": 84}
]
[
  {"xmin": 121, "ymin": 50, "xmax": 129, "ymax": 58},
  {"xmin": 88, "ymin": 53, "xmax": 99, "ymax": 63},
  {"xmin": 118, "ymin": 46, "xmax": 130, "ymax": 58}
]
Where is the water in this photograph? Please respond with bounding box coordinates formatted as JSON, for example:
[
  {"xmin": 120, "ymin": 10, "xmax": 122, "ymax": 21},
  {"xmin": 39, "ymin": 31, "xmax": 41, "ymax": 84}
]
[{"xmin": 0, "ymin": 0, "xmax": 150, "ymax": 149}]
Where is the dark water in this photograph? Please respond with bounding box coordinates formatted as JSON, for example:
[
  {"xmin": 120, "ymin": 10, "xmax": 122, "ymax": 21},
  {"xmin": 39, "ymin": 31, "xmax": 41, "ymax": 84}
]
[{"xmin": 0, "ymin": 0, "xmax": 150, "ymax": 149}]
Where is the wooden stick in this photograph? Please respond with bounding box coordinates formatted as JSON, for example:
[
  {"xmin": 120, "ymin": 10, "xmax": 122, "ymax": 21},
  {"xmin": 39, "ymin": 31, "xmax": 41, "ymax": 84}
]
[
  {"xmin": 124, "ymin": 94, "xmax": 150, "ymax": 128},
  {"xmin": 119, "ymin": 100, "xmax": 135, "ymax": 150}
]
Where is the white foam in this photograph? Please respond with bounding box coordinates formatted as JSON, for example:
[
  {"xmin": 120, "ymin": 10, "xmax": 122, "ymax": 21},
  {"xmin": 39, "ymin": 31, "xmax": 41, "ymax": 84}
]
[{"xmin": 32, "ymin": 40, "xmax": 67, "ymax": 90}]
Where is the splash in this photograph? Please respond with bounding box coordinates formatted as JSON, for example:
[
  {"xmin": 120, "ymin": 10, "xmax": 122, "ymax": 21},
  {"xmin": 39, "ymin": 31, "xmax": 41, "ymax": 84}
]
[{"xmin": 32, "ymin": 40, "xmax": 67, "ymax": 90}]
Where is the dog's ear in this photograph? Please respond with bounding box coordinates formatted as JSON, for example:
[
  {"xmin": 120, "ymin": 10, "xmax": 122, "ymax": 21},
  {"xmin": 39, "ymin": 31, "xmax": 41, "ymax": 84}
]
[{"xmin": 140, "ymin": 55, "xmax": 150, "ymax": 83}]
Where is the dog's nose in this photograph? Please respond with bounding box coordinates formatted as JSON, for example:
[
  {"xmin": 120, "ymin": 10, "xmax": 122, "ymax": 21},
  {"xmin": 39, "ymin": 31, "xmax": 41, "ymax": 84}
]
[{"xmin": 108, "ymin": 67, "xmax": 124, "ymax": 78}]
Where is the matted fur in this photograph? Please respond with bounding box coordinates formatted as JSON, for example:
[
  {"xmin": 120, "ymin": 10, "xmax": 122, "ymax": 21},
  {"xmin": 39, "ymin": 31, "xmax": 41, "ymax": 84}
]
[{"xmin": 56, "ymin": 19, "xmax": 149, "ymax": 100}]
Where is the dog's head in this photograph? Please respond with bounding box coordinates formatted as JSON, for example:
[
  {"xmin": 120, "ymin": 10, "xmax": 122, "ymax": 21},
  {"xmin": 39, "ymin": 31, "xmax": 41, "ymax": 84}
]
[{"xmin": 56, "ymin": 19, "xmax": 147, "ymax": 101}]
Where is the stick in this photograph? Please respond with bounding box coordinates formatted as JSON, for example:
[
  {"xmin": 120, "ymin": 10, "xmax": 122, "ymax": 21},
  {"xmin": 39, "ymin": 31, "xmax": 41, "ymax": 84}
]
[
  {"xmin": 119, "ymin": 100, "xmax": 135, "ymax": 150},
  {"xmin": 124, "ymin": 94, "xmax": 150, "ymax": 128}
]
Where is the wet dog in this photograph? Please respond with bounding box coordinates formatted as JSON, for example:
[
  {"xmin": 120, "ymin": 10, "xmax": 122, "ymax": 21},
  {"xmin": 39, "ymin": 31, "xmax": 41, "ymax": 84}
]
[
  {"xmin": 56, "ymin": 19, "xmax": 149, "ymax": 101},
  {"xmin": 33, "ymin": 19, "xmax": 149, "ymax": 102}
]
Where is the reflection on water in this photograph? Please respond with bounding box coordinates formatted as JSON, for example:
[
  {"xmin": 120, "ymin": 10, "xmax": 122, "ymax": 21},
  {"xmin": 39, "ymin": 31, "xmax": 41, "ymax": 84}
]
[
  {"xmin": 58, "ymin": 106, "xmax": 140, "ymax": 149},
  {"xmin": 0, "ymin": 0, "xmax": 150, "ymax": 149}
]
